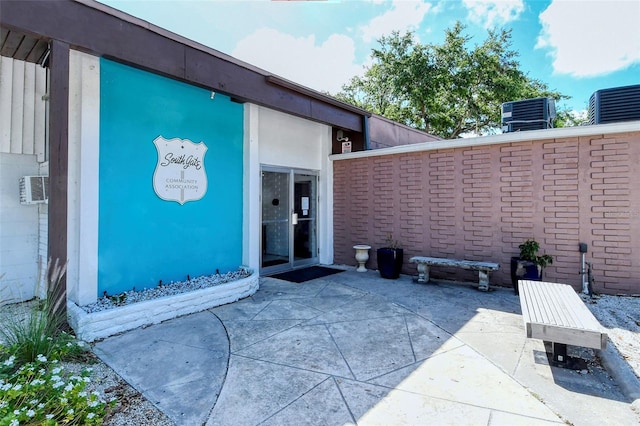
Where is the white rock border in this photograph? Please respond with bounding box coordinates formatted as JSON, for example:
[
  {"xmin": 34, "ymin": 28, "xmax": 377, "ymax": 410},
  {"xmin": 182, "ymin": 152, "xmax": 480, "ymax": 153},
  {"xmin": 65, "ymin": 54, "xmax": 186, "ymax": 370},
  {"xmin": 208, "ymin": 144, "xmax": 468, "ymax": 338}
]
[{"xmin": 68, "ymin": 270, "xmax": 259, "ymax": 342}]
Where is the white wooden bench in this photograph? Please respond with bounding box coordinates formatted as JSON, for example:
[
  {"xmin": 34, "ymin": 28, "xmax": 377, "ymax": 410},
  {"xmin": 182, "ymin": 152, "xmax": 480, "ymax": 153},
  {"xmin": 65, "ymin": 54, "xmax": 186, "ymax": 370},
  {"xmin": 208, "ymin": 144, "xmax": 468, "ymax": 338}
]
[
  {"xmin": 519, "ymin": 280, "xmax": 608, "ymax": 368},
  {"xmin": 409, "ymin": 256, "xmax": 500, "ymax": 291}
]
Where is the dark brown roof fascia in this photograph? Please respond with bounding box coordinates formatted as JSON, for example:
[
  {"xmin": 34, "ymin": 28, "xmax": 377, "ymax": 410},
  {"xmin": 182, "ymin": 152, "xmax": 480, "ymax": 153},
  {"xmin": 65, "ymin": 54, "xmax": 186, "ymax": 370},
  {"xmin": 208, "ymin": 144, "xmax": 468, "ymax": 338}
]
[{"xmin": 0, "ymin": 0, "xmax": 365, "ymax": 132}]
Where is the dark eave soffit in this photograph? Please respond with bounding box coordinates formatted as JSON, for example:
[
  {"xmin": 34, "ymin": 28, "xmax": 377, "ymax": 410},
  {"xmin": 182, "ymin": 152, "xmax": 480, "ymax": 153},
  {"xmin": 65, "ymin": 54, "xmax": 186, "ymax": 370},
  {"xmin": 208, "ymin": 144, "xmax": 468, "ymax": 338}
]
[
  {"xmin": 0, "ymin": 0, "xmax": 367, "ymax": 132},
  {"xmin": 0, "ymin": 27, "xmax": 50, "ymax": 65}
]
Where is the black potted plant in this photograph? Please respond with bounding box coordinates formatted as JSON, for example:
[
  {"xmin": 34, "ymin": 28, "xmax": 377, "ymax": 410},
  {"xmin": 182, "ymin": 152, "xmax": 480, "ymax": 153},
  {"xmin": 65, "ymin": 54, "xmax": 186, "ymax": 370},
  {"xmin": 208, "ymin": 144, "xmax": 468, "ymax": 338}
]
[
  {"xmin": 377, "ymin": 235, "xmax": 403, "ymax": 279},
  {"xmin": 511, "ymin": 239, "xmax": 553, "ymax": 294}
]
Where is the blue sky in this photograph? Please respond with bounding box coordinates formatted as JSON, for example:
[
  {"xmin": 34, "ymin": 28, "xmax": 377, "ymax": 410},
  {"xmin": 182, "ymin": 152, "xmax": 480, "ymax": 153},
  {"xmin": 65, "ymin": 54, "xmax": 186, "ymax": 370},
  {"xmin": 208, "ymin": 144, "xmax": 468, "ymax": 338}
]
[{"xmin": 100, "ymin": 0, "xmax": 640, "ymax": 113}]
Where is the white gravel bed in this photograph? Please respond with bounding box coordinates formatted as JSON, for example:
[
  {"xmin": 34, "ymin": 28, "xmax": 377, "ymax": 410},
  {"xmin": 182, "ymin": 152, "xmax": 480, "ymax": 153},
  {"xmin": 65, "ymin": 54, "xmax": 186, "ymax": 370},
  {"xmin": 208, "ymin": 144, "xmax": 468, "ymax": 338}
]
[
  {"xmin": 63, "ymin": 360, "xmax": 173, "ymax": 426},
  {"xmin": 585, "ymin": 293, "xmax": 640, "ymax": 380},
  {"xmin": 81, "ymin": 268, "xmax": 251, "ymax": 312}
]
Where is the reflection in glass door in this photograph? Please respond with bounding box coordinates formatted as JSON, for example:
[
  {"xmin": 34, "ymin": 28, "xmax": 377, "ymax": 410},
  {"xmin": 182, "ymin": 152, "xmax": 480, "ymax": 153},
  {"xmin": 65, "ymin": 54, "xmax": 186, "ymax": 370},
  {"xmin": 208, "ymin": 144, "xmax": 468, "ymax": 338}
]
[
  {"xmin": 261, "ymin": 170, "xmax": 290, "ymax": 269},
  {"xmin": 261, "ymin": 168, "xmax": 318, "ymax": 273},
  {"xmin": 293, "ymin": 173, "xmax": 317, "ymax": 265}
]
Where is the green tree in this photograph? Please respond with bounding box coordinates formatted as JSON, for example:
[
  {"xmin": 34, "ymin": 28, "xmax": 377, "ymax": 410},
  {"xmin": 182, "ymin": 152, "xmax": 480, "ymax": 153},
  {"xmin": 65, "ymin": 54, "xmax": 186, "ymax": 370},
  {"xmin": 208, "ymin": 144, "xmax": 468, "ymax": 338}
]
[
  {"xmin": 336, "ymin": 22, "xmax": 567, "ymax": 139},
  {"xmin": 555, "ymin": 104, "xmax": 588, "ymax": 127}
]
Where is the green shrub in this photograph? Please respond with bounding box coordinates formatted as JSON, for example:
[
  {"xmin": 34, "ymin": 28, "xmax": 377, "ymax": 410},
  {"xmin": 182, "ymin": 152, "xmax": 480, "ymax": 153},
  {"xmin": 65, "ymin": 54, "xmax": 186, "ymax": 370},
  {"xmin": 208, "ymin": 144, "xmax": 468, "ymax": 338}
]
[
  {"xmin": 0, "ymin": 259, "xmax": 114, "ymax": 424},
  {"xmin": 0, "ymin": 259, "xmax": 71, "ymax": 365},
  {"xmin": 0, "ymin": 305, "xmax": 64, "ymax": 366},
  {"xmin": 0, "ymin": 351, "xmax": 111, "ymax": 425},
  {"xmin": 0, "ymin": 303, "xmax": 113, "ymax": 425},
  {"xmin": 518, "ymin": 239, "xmax": 553, "ymax": 269}
]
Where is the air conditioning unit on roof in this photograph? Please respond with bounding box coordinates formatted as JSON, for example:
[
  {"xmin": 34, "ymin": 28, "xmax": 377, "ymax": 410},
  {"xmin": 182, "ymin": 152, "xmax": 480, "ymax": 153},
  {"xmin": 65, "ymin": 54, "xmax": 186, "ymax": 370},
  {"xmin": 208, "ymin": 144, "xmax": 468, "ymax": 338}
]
[
  {"xmin": 588, "ymin": 84, "xmax": 640, "ymax": 125},
  {"xmin": 19, "ymin": 176, "xmax": 49, "ymax": 205},
  {"xmin": 501, "ymin": 97, "xmax": 556, "ymax": 133}
]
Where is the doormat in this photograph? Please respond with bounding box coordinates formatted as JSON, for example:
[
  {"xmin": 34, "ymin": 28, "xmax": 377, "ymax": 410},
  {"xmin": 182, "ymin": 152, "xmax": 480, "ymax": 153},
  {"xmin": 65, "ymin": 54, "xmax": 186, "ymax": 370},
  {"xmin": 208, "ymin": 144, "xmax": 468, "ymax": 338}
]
[{"xmin": 270, "ymin": 266, "xmax": 344, "ymax": 283}]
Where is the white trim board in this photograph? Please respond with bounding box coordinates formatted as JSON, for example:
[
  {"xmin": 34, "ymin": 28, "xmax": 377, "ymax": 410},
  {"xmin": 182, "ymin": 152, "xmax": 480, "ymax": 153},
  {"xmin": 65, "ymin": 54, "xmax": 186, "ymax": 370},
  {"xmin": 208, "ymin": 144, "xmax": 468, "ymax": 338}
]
[{"xmin": 331, "ymin": 121, "xmax": 640, "ymax": 161}]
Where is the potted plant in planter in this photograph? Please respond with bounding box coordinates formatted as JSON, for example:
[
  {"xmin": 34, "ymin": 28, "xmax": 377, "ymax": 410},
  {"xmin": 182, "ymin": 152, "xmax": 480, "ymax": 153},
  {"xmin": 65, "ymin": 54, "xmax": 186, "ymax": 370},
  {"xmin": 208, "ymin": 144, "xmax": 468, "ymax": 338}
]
[
  {"xmin": 511, "ymin": 239, "xmax": 553, "ymax": 294},
  {"xmin": 377, "ymin": 235, "xmax": 403, "ymax": 279}
]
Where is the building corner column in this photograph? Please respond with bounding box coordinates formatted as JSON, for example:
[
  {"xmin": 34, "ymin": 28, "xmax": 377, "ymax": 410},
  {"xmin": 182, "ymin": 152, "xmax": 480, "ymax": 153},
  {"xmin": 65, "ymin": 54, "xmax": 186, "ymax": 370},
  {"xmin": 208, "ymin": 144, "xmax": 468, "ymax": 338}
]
[{"xmin": 47, "ymin": 40, "xmax": 70, "ymax": 318}]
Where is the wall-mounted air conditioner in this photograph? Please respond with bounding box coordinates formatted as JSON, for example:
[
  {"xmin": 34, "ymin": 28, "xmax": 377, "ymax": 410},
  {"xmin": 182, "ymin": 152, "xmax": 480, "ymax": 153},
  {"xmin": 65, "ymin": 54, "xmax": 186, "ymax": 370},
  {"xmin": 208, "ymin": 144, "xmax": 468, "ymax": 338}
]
[
  {"xmin": 19, "ymin": 176, "xmax": 49, "ymax": 205},
  {"xmin": 501, "ymin": 97, "xmax": 556, "ymax": 133},
  {"xmin": 588, "ymin": 84, "xmax": 640, "ymax": 125}
]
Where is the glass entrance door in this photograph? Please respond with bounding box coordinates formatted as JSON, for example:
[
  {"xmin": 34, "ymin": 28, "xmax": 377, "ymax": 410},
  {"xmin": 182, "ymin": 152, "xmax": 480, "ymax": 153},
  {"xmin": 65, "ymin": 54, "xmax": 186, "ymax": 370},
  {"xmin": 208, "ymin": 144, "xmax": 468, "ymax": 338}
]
[
  {"xmin": 293, "ymin": 172, "xmax": 317, "ymax": 266},
  {"xmin": 261, "ymin": 168, "xmax": 318, "ymax": 273}
]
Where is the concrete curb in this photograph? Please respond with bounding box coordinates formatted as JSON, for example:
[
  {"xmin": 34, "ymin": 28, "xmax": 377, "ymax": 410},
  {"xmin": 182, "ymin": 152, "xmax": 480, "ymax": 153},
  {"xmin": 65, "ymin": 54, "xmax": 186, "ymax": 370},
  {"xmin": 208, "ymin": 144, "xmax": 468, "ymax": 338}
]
[{"xmin": 598, "ymin": 342, "xmax": 640, "ymax": 407}]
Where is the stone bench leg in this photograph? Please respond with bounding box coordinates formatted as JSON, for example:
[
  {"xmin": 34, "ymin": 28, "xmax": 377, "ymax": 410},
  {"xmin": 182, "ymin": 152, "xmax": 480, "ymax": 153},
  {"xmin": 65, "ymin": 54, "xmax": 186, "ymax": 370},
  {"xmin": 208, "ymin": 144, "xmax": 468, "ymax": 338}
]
[
  {"xmin": 416, "ymin": 263, "xmax": 430, "ymax": 284},
  {"xmin": 478, "ymin": 270, "xmax": 490, "ymax": 291}
]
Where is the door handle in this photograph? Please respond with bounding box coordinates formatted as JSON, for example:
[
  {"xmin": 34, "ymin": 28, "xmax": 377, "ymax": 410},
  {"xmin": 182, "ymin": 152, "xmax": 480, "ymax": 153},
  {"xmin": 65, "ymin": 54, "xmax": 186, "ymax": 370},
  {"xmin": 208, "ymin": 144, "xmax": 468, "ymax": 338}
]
[{"xmin": 291, "ymin": 213, "xmax": 298, "ymax": 225}]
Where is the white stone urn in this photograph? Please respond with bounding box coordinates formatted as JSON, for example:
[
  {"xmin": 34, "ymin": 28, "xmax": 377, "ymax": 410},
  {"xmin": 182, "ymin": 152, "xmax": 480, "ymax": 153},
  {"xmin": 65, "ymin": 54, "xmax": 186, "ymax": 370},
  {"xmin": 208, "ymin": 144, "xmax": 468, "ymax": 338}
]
[{"xmin": 353, "ymin": 245, "xmax": 372, "ymax": 272}]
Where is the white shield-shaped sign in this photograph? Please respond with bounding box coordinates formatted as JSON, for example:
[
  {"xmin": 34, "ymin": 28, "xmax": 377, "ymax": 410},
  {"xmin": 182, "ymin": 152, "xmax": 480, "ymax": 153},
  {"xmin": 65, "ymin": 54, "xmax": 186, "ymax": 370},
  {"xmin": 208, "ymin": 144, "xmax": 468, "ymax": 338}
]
[{"xmin": 153, "ymin": 136, "xmax": 208, "ymax": 205}]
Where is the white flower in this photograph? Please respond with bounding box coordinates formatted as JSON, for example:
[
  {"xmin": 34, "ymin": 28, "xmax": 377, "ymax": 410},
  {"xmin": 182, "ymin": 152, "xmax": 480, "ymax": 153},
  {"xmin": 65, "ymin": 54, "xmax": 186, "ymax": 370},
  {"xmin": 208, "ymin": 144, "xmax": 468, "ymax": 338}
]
[
  {"xmin": 60, "ymin": 398, "xmax": 68, "ymax": 404},
  {"xmin": 67, "ymin": 408, "xmax": 74, "ymax": 415},
  {"xmin": 10, "ymin": 419, "xmax": 19, "ymax": 426},
  {"xmin": 36, "ymin": 354, "xmax": 47, "ymax": 362},
  {"xmin": 52, "ymin": 367, "xmax": 62, "ymax": 375},
  {"xmin": 26, "ymin": 409, "xmax": 35, "ymax": 417},
  {"xmin": 0, "ymin": 401, "xmax": 6, "ymax": 409},
  {"xmin": 87, "ymin": 413, "xmax": 95, "ymax": 419},
  {"xmin": 83, "ymin": 377, "xmax": 91, "ymax": 383},
  {"xmin": 13, "ymin": 409, "xmax": 20, "ymax": 415},
  {"xmin": 1, "ymin": 383, "xmax": 11, "ymax": 391},
  {"xmin": 38, "ymin": 403, "xmax": 45, "ymax": 409},
  {"xmin": 52, "ymin": 381, "xmax": 64, "ymax": 389},
  {"xmin": 46, "ymin": 414, "xmax": 54, "ymax": 419},
  {"xmin": 3, "ymin": 356, "xmax": 15, "ymax": 366},
  {"xmin": 32, "ymin": 379, "xmax": 45, "ymax": 386},
  {"xmin": 12, "ymin": 384, "xmax": 22, "ymax": 391},
  {"xmin": 79, "ymin": 391, "xmax": 87, "ymax": 397},
  {"xmin": 88, "ymin": 400, "xmax": 99, "ymax": 407},
  {"xmin": 64, "ymin": 383, "xmax": 74, "ymax": 392}
]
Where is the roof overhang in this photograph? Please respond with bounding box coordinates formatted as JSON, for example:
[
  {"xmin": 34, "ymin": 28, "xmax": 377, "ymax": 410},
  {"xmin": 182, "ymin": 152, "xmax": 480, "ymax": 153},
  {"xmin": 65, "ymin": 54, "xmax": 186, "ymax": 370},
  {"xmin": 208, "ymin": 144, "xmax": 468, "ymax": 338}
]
[
  {"xmin": 0, "ymin": 26, "xmax": 50, "ymax": 65},
  {"xmin": 0, "ymin": 0, "xmax": 367, "ymax": 132}
]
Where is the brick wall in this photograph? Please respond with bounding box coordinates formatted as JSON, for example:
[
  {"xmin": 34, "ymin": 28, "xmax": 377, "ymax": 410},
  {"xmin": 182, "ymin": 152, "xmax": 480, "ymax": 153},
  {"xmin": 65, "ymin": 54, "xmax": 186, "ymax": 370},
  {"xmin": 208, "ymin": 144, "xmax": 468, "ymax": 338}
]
[{"xmin": 333, "ymin": 130, "xmax": 640, "ymax": 295}]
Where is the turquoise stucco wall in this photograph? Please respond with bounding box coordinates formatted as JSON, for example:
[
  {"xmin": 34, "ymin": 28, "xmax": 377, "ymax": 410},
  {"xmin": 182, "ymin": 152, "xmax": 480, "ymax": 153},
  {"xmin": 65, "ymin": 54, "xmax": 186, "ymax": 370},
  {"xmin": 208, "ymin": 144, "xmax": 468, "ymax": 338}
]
[{"xmin": 99, "ymin": 59, "xmax": 243, "ymax": 295}]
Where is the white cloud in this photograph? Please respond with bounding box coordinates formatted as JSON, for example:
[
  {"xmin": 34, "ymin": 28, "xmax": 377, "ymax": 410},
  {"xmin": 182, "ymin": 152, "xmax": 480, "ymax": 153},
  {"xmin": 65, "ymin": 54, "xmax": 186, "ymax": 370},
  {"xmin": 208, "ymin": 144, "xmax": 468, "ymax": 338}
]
[
  {"xmin": 536, "ymin": 0, "xmax": 640, "ymax": 77},
  {"xmin": 463, "ymin": 0, "xmax": 524, "ymax": 29},
  {"xmin": 360, "ymin": 0, "xmax": 433, "ymax": 42},
  {"xmin": 232, "ymin": 28, "xmax": 363, "ymax": 94}
]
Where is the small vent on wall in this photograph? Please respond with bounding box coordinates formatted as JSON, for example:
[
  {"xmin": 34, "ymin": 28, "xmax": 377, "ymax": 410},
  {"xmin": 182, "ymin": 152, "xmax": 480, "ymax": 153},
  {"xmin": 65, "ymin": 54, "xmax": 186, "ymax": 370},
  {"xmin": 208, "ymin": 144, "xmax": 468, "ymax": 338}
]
[{"xmin": 19, "ymin": 176, "xmax": 49, "ymax": 205}]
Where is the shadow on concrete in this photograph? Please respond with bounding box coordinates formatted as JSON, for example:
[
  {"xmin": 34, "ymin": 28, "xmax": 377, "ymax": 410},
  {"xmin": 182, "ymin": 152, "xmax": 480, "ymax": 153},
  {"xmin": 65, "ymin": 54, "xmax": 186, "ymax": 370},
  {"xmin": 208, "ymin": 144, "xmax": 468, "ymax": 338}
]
[
  {"xmin": 93, "ymin": 268, "xmax": 638, "ymax": 425},
  {"xmin": 203, "ymin": 269, "xmax": 637, "ymax": 425}
]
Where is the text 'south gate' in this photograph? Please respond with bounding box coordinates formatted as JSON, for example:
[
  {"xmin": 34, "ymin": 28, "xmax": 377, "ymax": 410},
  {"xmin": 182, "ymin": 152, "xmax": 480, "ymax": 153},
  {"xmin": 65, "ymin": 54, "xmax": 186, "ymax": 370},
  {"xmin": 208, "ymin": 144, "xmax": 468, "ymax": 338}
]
[{"xmin": 152, "ymin": 136, "xmax": 208, "ymax": 205}]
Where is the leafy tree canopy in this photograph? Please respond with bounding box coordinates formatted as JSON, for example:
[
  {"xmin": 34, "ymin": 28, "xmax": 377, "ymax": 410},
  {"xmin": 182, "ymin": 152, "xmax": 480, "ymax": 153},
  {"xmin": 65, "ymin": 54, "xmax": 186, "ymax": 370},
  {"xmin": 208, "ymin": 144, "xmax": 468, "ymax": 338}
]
[{"xmin": 335, "ymin": 22, "xmax": 568, "ymax": 139}]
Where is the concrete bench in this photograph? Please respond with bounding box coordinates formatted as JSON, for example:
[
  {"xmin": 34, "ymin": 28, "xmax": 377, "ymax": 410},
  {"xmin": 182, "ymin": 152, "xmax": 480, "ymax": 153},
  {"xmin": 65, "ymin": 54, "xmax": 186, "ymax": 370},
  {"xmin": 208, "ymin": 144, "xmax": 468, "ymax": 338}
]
[
  {"xmin": 519, "ymin": 280, "xmax": 608, "ymax": 369},
  {"xmin": 409, "ymin": 256, "xmax": 500, "ymax": 291}
]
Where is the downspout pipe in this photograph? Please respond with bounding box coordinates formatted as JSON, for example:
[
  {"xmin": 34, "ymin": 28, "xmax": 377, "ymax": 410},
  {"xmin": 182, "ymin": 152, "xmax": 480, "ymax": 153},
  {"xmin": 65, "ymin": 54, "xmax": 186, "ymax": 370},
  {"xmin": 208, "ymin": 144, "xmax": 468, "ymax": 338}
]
[{"xmin": 363, "ymin": 115, "xmax": 370, "ymax": 150}]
